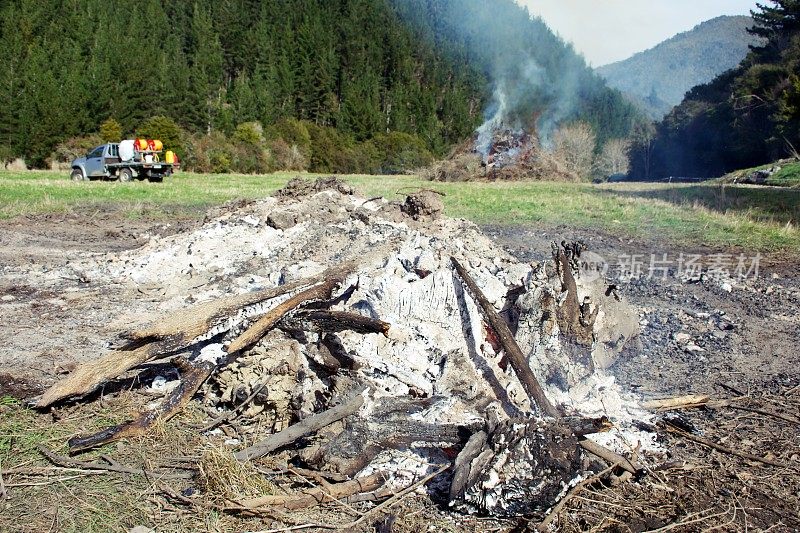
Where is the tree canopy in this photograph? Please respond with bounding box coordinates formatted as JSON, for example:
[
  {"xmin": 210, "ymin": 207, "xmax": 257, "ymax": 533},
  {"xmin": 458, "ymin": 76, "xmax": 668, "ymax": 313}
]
[{"xmin": 0, "ymin": 0, "xmax": 641, "ymax": 171}]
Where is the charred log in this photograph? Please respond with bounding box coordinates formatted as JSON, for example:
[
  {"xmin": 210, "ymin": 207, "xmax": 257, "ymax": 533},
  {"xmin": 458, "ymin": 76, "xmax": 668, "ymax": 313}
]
[
  {"xmin": 308, "ymin": 417, "xmax": 466, "ymax": 477},
  {"xmin": 451, "ymin": 257, "xmax": 560, "ymax": 419},
  {"xmin": 235, "ymin": 388, "xmax": 366, "ymax": 462},
  {"xmin": 67, "ymin": 357, "xmax": 215, "ymax": 454},
  {"xmin": 280, "ymin": 310, "xmax": 390, "ymax": 337},
  {"xmin": 226, "ymin": 276, "xmax": 350, "ymax": 354},
  {"xmin": 449, "ymin": 419, "xmax": 582, "ymax": 517},
  {"xmin": 552, "ymin": 242, "xmax": 598, "ymax": 347}
]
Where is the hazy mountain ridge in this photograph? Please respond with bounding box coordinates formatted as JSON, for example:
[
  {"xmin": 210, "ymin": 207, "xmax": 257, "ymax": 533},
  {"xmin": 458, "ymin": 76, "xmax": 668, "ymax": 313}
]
[{"xmin": 596, "ymin": 15, "xmax": 760, "ymax": 119}]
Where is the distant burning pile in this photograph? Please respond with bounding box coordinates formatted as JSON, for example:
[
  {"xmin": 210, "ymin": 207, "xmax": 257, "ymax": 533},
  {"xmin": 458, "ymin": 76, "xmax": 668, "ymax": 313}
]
[
  {"xmin": 424, "ymin": 125, "xmax": 572, "ymax": 182},
  {"xmin": 480, "ymin": 128, "xmax": 536, "ymax": 170}
]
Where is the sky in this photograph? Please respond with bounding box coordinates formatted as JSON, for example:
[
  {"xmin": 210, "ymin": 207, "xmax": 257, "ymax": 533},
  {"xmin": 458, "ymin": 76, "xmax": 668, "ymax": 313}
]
[{"xmin": 518, "ymin": 0, "xmax": 761, "ymax": 67}]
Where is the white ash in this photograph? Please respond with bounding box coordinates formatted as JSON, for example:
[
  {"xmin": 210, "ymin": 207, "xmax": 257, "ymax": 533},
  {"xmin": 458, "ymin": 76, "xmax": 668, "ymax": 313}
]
[{"xmin": 66, "ymin": 188, "xmax": 657, "ymax": 506}]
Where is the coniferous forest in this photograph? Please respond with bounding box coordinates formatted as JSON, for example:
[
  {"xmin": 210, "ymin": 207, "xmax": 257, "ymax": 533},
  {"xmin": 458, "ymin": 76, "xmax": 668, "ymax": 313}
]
[{"xmin": 0, "ymin": 0, "xmax": 641, "ymax": 174}]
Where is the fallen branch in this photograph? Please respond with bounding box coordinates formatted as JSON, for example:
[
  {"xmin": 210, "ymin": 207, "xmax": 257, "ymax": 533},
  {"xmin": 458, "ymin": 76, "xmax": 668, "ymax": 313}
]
[
  {"xmin": 227, "ymin": 276, "xmax": 349, "ymax": 354},
  {"xmin": 641, "ymin": 395, "xmax": 710, "ymax": 411},
  {"xmin": 235, "ymin": 389, "xmax": 366, "ymax": 462},
  {"xmin": 37, "ymin": 445, "xmax": 192, "ymax": 480},
  {"xmin": 67, "ymin": 357, "xmax": 215, "ymax": 453},
  {"xmin": 578, "ymin": 438, "xmax": 640, "ymax": 474},
  {"xmin": 663, "ymin": 423, "xmax": 788, "ymax": 468},
  {"xmin": 451, "ymin": 257, "xmax": 559, "ymax": 419},
  {"xmin": 37, "ymin": 344, "xmax": 158, "ymax": 408},
  {"xmin": 122, "ymin": 263, "xmax": 357, "ymax": 348},
  {"xmin": 228, "ymin": 472, "xmax": 385, "ymax": 512},
  {"xmin": 335, "ymin": 464, "xmax": 450, "ymax": 531},
  {"xmin": 724, "ymin": 404, "xmax": 800, "ymax": 426}
]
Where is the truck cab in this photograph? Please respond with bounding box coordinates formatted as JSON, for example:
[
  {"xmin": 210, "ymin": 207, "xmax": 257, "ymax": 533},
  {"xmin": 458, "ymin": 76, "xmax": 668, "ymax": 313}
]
[{"xmin": 71, "ymin": 142, "xmax": 173, "ymax": 183}]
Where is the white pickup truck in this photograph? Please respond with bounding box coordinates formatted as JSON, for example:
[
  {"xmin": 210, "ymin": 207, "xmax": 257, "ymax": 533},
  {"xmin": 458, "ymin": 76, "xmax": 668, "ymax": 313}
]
[{"xmin": 70, "ymin": 142, "xmax": 174, "ymax": 182}]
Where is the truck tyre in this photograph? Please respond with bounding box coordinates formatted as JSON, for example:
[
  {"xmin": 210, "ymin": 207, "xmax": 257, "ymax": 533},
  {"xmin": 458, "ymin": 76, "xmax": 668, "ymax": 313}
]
[
  {"xmin": 70, "ymin": 168, "xmax": 86, "ymax": 181},
  {"xmin": 118, "ymin": 168, "xmax": 133, "ymax": 182}
]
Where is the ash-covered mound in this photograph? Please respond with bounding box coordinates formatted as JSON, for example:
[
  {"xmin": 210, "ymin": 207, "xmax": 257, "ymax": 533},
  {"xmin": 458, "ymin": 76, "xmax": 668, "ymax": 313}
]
[{"xmin": 41, "ymin": 178, "xmax": 654, "ymax": 517}]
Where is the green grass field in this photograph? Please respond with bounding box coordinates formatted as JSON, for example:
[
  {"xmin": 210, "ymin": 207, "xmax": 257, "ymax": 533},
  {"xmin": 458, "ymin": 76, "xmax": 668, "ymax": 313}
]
[{"xmin": 1, "ymin": 169, "xmax": 798, "ymax": 253}]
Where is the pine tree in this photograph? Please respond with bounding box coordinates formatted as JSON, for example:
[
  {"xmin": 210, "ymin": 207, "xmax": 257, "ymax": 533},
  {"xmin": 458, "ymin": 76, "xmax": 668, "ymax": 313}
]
[{"xmin": 188, "ymin": 1, "xmax": 225, "ymax": 133}]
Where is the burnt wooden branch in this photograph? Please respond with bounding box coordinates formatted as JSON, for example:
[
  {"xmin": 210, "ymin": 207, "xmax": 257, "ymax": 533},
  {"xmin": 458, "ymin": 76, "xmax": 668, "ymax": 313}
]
[
  {"xmin": 280, "ymin": 310, "xmax": 390, "ymax": 336},
  {"xmin": 37, "ymin": 445, "xmax": 193, "ymax": 480},
  {"xmin": 67, "ymin": 357, "xmax": 215, "ymax": 454},
  {"xmin": 553, "ymin": 244, "xmax": 597, "ymax": 346},
  {"xmin": 226, "ymin": 275, "xmax": 350, "ymax": 354},
  {"xmin": 310, "ymin": 419, "xmax": 465, "ymax": 477},
  {"xmin": 235, "ymin": 389, "xmax": 366, "ymax": 462},
  {"xmin": 563, "ymin": 415, "xmax": 613, "ymax": 437},
  {"xmin": 449, "ymin": 431, "xmax": 488, "ymax": 501},
  {"xmin": 578, "ymin": 438, "xmax": 640, "ymax": 474},
  {"xmin": 37, "ymin": 344, "xmax": 165, "ymax": 408},
  {"xmin": 451, "ymin": 257, "xmax": 560, "ymax": 419},
  {"xmin": 227, "ymin": 472, "xmax": 386, "ymax": 513},
  {"xmin": 336, "ymin": 464, "xmax": 450, "ymax": 531},
  {"xmin": 536, "ymin": 463, "xmax": 619, "ymax": 531},
  {"xmin": 36, "ymin": 266, "xmax": 356, "ymax": 408},
  {"xmin": 120, "ymin": 262, "xmax": 358, "ymax": 349},
  {"xmin": 641, "ymin": 395, "xmax": 711, "ymax": 411}
]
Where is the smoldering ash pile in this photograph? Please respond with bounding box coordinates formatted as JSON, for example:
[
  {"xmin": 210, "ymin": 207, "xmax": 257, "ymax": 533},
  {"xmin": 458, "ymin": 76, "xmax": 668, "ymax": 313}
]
[{"xmin": 36, "ymin": 177, "xmax": 657, "ymax": 518}]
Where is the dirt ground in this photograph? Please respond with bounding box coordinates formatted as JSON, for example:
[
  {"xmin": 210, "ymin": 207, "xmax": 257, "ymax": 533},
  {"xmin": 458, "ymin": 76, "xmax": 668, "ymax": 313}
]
[{"xmin": 1, "ymin": 206, "xmax": 798, "ymax": 532}]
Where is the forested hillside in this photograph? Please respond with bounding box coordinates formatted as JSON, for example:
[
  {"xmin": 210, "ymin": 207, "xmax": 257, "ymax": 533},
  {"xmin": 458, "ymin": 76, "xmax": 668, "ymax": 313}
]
[
  {"xmin": 632, "ymin": 1, "xmax": 800, "ymax": 179},
  {"xmin": 597, "ymin": 16, "xmax": 759, "ymax": 120},
  {"xmin": 0, "ymin": 0, "xmax": 639, "ymax": 173}
]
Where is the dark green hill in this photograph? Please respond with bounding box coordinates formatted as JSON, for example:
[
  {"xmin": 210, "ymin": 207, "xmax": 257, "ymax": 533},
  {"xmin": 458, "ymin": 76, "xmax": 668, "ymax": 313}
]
[
  {"xmin": 597, "ymin": 16, "xmax": 760, "ymax": 119},
  {"xmin": 631, "ymin": 1, "xmax": 800, "ymax": 180},
  {"xmin": 0, "ymin": 0, "xmax": 640, "ymax": 170}
]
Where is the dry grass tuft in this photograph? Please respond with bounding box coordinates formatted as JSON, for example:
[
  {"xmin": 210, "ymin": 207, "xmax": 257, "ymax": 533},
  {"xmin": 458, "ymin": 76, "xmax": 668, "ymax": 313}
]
[{"xmin": 198, "ymin": 443, "xmax": 278, "ymax": 502}]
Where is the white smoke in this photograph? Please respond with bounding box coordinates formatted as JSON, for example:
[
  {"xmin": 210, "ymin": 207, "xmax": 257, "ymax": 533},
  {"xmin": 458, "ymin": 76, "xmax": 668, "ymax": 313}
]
[{"xmin": 475, "ymin": 55, "xmax": 582, "ymax": 153}]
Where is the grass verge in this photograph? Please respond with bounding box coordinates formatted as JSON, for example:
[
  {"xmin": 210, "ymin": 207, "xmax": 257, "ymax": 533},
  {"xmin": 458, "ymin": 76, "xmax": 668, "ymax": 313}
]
[{"xmin": 0, "ymin": 170, "xmax": 798, "ymax": 252}]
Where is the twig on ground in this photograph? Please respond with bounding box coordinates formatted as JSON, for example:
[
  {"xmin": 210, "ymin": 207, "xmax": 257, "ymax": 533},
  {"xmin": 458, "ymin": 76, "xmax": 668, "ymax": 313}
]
[
  {"xmin": 38, "ymin": 445, "xmax": 193, "ymax": 480},
  {"xmin": 394, "ymin": 187, "xmax": 446, "ymax": 197},
  {"xmin": 0, "ymin": 467, "xmax": 7, "ymax": 500},
  {"xmin": 725, "ymin": 404, "xmax": 800, "ymax": 426},
  {"xmin": 663, "ymin": 424, "xmax": 788, "ymax": 468},
  {"xmin": 641, "ymin": 395, "xmax": 710, "ymax": 411},
  {"xmin": 578, "ymin": 439, "xmax": 640, "ymax": 474},
  {"xmin": 645, "ymin": 503, "xmax": 734, "ymax": 532},
  {"xmin": 334, "ymin": 463, "xmax": 451, "ymax": 531},
  {"xmin": 228, "ymin": 472, "xmax": 386, "ymax": 513}
]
